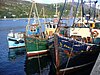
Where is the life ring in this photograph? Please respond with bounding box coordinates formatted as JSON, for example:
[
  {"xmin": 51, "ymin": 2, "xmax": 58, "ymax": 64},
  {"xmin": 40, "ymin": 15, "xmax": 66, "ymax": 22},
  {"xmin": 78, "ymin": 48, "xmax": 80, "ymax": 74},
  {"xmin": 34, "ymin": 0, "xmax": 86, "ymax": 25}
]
[{"xmin": 92, "ymin": 30, "xmax": 99, "ymax": 37}]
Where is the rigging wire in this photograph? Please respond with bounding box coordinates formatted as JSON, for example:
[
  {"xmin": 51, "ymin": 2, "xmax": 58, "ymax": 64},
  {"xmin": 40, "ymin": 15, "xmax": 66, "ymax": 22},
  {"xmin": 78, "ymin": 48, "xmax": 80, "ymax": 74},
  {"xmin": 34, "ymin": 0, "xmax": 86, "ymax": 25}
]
[
  {"xmin": 26, "ymin": 1, "xmax": 34, "ymax": 35},
  {"xmin": 35, "ymin": 3, "xmax": 42, "ymax": 34},
  {"xmin": 62, "ymin": 0, "xmax": 80, "ymax": 75}
]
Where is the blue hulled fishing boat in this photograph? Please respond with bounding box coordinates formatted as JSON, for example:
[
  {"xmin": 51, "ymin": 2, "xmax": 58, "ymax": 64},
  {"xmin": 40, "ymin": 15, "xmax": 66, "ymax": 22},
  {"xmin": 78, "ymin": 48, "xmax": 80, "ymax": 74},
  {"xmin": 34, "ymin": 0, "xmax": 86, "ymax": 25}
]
[{"xmin": 48, "ymin": 0, "xmax": 100, "ymax": 74}]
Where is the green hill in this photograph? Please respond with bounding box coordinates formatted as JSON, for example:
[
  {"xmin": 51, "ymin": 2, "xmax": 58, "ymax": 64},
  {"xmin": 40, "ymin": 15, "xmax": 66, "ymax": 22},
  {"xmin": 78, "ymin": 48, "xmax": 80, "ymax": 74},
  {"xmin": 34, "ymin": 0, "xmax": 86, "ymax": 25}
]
[{"xmin": 0, "ymin": 0, "xmax": 99, "ymax": 18}]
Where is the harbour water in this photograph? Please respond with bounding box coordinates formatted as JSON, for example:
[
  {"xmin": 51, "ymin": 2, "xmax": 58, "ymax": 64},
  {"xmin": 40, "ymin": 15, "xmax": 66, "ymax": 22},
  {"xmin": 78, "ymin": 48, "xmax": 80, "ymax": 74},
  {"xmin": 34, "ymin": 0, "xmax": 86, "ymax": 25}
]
[
  {"xmin": 0, "ymin": 19, "xmax": 26, "ymax": 75},
  {"xmin": 0, "ymin": 18, "xmax": 95, "ymax": 75},
  {"xmin": 0, "ymin": 18, "xmax": 55, "ymax": 75}
]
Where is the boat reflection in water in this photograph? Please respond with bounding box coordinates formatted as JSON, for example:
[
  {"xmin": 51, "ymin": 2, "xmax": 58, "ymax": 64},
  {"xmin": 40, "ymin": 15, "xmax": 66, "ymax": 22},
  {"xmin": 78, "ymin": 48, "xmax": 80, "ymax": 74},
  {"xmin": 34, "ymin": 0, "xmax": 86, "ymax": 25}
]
[
  {"xmin": 8, "ymin": 48, "xmax": 26, "ymax": 60},
  {"xmin": 24, "ymin": 54, "xmax": 56, "ymax": 75},
  {"xmin": 8, "ymin": 48, "xmax": 95, "ymax": 75}
]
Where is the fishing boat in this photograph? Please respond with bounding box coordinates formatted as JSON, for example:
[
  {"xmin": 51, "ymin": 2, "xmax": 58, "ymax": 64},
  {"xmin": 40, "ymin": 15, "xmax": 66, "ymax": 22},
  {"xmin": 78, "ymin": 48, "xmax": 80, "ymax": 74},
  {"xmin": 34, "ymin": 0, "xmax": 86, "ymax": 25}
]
[
  {"xmin": 7, "ymin": 30, "xmax": 25, "ymax": 59},
  {"xmin": 7, "ymin": 30, "xmax": 25, "ymax": 49},
  {"xmin": 24, "ymin": 1, "xmax": 59, "ymax": 58},
  {"xmin": 48, "ymin": 0, "xmax": 100, "ymax": 74}
]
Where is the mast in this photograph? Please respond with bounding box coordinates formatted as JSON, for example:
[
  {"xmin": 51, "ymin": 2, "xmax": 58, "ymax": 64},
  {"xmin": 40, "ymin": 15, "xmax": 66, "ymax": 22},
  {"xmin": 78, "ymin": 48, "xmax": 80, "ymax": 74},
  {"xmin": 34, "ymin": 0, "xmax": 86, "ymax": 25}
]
[
  {"xmin": 26, "ymin": 0, "xmax": 34, "ymax": 36},
  {"xmin": 54, "ymin": 2, "xmax": 59, "ymax": 17},
  {"xmin": 89, "ymin": 0, "xmax": 91, "ymax": 17},
  {"xmin": 93, "ymin": 0, "xmax": 98, "ymax": 22},
  {"xmin": 56, "ymin": 3, "xmax": 58, "ymax": 16},
  {"xmin": 42, "ymin": 6, "xmax": 46, "ymax": 22},
  {"xmin": 43, "ymin": 6, "xmax": 45, "ymax": 18},
  {"xmin": 34, "ymin": 2, "xmax": 42, "ymax": 34},
  {"xmin": 81, "ymin": 0, "xmax": 84, "ymax": 23},
  {"xmin": 97, "ymin": 5, "xmax": 100, "ymax": 19}
]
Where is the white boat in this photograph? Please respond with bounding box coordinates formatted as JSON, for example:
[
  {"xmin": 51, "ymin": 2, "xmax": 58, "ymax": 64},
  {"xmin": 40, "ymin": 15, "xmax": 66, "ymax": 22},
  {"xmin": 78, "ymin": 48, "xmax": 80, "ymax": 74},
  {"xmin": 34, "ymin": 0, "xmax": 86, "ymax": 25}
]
[{"xmin": 7, "ymin": 30, "xmax": 25, "ymax": 49}]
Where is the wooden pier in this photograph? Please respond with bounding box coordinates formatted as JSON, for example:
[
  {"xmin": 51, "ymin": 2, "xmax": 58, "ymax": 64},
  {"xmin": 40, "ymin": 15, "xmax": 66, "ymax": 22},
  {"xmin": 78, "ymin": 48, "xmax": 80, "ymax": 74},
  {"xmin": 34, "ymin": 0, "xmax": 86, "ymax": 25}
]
[{"xmin": 90, "ymin": 53, "xmax": 100, "ymax": 75}]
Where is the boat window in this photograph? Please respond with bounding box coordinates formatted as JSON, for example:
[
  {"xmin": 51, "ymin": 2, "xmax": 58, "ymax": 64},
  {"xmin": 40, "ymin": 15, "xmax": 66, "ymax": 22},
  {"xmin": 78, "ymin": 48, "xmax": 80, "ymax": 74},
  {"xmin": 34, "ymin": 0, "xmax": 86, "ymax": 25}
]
[
  {"xmin": 50, "ymin": 24, "xmax": 52, "ymax": 28},
  {"xmin": 53, "ymin": 25, "xmax": 55, "ymax": 28},
  {"xmin": 47, "ymin": 24, "xmax": 49, "ymax": 28},
  {"xmin": 94, "ymin": 23, "xmax": 100, "ymax": 29},
  {"xmin": 19, "ymin": 40, "xmax": 24, "ymax": 43}
]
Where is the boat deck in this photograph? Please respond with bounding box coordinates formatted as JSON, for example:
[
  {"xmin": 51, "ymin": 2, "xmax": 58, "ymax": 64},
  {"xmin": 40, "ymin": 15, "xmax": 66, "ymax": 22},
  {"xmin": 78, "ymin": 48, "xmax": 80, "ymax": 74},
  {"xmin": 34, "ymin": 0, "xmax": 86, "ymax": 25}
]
[{"xmin": 90, "ymin": 53, "xmax": 100, "ymax": 75}]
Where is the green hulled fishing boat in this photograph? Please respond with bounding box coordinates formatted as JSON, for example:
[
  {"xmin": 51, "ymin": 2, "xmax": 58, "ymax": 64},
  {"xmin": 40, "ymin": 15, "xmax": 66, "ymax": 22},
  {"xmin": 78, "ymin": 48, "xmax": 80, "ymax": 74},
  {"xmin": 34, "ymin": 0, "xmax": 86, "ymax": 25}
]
[{"xmin": 24, "ymin": 1, "xmax": 49, "ymax": 57}]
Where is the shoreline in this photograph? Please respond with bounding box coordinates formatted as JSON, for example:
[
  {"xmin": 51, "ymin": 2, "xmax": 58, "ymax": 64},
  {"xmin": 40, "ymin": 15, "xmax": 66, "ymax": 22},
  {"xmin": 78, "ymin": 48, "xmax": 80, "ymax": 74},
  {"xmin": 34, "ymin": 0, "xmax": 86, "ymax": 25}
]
[
  {"xmin": 0, "ymin": 18, "xmax": 52, "ymax": 20},
  {"xmin": 0, "ymin": 18, "xmax": 28, "ymax": 20}
]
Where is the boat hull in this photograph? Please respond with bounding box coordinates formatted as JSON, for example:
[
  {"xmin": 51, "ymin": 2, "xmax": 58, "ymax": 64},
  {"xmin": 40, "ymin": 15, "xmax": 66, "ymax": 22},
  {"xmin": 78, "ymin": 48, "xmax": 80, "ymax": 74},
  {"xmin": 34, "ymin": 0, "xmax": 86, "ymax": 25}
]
[
  {"xmin": 7, "ymin": 37, "xmax": 25, "ymax": 49},
  {"xmin": 7, "ymin": 31, "xmax": 25, "ymax": 49},
  {"xmin": 48, "ymin": 35, "xmax": 100, "ymax": 73},
  {"xmin": 25, "ymin": 36, "xmax": 49, "ymax": 57}
]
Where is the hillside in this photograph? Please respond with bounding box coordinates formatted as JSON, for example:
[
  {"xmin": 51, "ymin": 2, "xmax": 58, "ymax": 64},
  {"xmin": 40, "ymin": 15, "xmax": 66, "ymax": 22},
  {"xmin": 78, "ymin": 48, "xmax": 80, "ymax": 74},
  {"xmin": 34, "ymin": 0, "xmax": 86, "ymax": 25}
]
[
  {"xmin": 0, "ymin": 0, "xmax": 99, "ymax": 18},
  {"xmin": 0, "ymin": 0, "xmax": 68, "ymax": 18}
]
